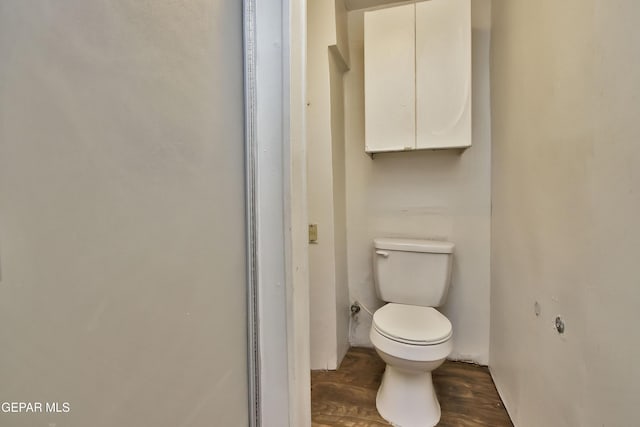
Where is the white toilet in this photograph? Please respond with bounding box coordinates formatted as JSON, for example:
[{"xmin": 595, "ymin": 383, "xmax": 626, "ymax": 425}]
[{"xmin": 370, "ymin": 238, "xmax": 455, "ymax": 427}]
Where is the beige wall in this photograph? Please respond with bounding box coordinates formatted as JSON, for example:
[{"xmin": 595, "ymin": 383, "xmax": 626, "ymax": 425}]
[
  {"xmin": 307, "ymin": 0, "xmax": 350, "ymax": 370},
  {"xmin": 344, "ymin": 1, "xmax": 492, "ymax": 364},
  {"xmin": 490, "ymin": 0, "xmax": 640, "ymax": 425},
  {"xmin": 0, "ymin": 2, "xmax": 248, "ymax": 426},
  {"xmin": 335, "ymin": 0, "xmax": 351, "ymax": 66}
]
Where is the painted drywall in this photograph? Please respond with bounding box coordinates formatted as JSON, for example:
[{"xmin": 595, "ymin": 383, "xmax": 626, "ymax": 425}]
[
  {"xmin": 490, "ymin": 1, "xmax": 640, "ymax": 425},
  {"xmin": 335, "ymin": 0, "xmax": 351, "ymax": 67},
  {"xmin": 345, "ymin": 1, "xmax": 492, "ymax": 364},
  {"xmin": 0, "ymin": 2, "xmax": 248, "ymax": 426},
  {"xmin": 329, "ymin": 49, "xmax": 352, "ymax": 369},
  {"xmin": 345, "ymin": 0, "xmax": 409, "ymax": 11},
  {"xmin": 307, "ymin": 0, "xmax": 351, "ymax": 370}
]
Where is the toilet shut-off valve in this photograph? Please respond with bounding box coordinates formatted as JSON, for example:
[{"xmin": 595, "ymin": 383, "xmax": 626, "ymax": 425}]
[{"xmin": 350, "ymin": 303, "xmax": 361, "ymax": 315}]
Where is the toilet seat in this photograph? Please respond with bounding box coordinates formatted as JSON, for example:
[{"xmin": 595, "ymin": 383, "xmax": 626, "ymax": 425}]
[
  {"xmin": 370, "ymin": 325, "xmax": 453, "ymax": 363},
  {"xmin": 373, "ymin": 303, "xmax": 452, "ymax": 346}
]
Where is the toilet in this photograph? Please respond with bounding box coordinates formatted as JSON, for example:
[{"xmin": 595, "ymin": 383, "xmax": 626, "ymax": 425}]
[{"xmin": 370, "ymin": 238, "xmax": 455, "ymax": 427}]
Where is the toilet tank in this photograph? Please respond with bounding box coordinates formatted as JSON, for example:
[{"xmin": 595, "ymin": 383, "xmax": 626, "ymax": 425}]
[{"xmin": 373, "ymin": 238, "xmax": 454, "ymax": 307}]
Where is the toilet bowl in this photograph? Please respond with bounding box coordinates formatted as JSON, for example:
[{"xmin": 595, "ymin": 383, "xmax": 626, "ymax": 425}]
[
  {"xmin": 370, "ymin": 303, "xmax": 453, "ymax": 427},
  {"xmin": 370, "ymin": 238, "xmax": 455, "ymax": 427}
]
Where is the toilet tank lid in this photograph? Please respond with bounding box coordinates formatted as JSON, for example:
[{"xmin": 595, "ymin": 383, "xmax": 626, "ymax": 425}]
[{"xmin": 374, "ymin": 238, "xmax": 454, "ymax": 254}]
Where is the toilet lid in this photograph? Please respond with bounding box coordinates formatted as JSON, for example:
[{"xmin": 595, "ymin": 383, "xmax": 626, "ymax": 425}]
[{"xmin": 373, "ymin": 303, "xmax": 452, "ymax": 345}]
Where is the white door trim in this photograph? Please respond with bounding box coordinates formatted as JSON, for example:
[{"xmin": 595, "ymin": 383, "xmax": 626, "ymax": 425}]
[{"xmin": 244, "ymin": 0, "xmax": 310, "ymax": 426}]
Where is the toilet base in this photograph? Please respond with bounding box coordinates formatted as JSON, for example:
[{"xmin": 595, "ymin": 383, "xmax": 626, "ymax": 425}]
[{"xmin": 376, "ymin": 365, "xmax": 441, "ymax": 427}]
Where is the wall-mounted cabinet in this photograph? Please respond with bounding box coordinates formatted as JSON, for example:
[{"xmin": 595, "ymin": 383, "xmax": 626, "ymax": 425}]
[{"xmin": 364, "ymin": 0, "xmax": 471, "ymax": 154}]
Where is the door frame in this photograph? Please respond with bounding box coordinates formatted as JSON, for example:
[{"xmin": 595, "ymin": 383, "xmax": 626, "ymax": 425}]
[{"xmin": 244, "ymin": 0, "xmax": 310, "ymax": 426}]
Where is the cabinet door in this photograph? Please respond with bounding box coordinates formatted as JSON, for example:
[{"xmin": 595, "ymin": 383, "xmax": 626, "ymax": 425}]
[
  {"xmin": 364, "ymin": 4, "xmax": 415, "ymax": 153},
  {"xmin": 416, "ymin": 0, "xmax": 471, "ymax": 149}
]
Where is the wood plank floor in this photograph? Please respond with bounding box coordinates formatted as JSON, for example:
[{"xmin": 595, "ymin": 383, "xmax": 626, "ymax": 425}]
[{"xmin": 311, "ymin": 347, "xmax": 513, "ymax": 427}]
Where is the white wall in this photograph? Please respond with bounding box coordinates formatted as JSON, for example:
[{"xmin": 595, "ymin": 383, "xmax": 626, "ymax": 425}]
[
  {"xmin": 490, "ymin": 1, "xmax": 640, "ymax": 425},
  {"xmin": 307, "ymin": 0, "xmax": 351, "ymax": 370},
  {"xmin": 345, "ymin": 1, "xmax": 492, "ymax": 364},
  {"xmin": 0, "ymin": 2, "xmax": 248, "ymax": 426},
  {"xmin": 329, "ymin": 48, "xmax": 352, "ymax": 368}
]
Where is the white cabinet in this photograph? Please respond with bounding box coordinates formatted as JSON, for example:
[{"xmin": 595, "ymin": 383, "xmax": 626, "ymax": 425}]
[
  {"xmin": 364, "ymin": 4, "xmax": 415, "ymax": 153},
  {"xmin": 364, "ymin": 0, "xmax": 471, "ymax": 154},
  {"xmin": 416, "ymin": 0, "xmax": 471, "ymax": 149}
]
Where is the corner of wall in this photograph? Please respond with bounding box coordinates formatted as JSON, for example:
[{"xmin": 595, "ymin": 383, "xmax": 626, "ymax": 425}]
[{"xmin": 308, "ymin": 0, "xmax": 352, "ymax": 371}]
